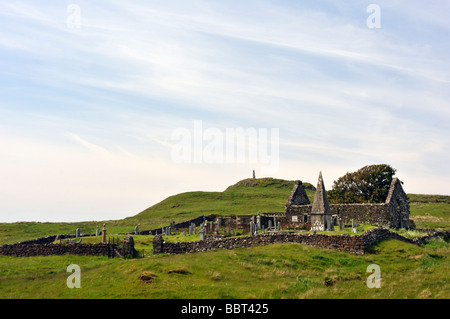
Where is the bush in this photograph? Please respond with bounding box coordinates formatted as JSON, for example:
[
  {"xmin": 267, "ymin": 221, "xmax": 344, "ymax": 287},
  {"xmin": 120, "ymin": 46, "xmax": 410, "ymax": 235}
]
[{"xmin": 328, "ymin": 164, "xmax": 397, "ymax": 204}]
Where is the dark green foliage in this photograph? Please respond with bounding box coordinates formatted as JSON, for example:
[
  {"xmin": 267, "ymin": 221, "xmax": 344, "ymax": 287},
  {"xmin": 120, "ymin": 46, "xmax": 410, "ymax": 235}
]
[{"xmin": 328, "ymin": 164, "xmax": 397, "ymax": 204}]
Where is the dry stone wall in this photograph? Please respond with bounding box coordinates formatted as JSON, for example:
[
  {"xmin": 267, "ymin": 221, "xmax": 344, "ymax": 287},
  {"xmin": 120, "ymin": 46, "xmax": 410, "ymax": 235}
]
[
  {"xmin": 153, "ymin": 228, "xmax": 450, "ymax": 256},
  {"xmin": 286, "ymin": 204, "xmax": 390, "ymax": 227},
  {"xmin": 0, "ymin": 236, "xmax": 136, "ymax": 258},
  {"xmin": 0, "ymin": 243, "xmax": 114, "ymax": 257}
]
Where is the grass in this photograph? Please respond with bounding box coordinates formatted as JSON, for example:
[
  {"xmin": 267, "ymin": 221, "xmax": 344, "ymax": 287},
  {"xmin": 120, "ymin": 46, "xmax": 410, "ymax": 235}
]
[
  {"xmin": 0, "ymin": 238, "xmax": 448, "ymax": 299},
  {"xmin": 0, "ymin": 178, "xmax": 308, "ymax": 244},
  {"xmin": 0, "ymin": 177, "xmax": 448, "ymax": 299}
]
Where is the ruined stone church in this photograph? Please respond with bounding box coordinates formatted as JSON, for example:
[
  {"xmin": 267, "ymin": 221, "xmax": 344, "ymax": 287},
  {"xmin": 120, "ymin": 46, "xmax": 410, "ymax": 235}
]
[{"xmin": 283, "ymin": 172, "xmax": 411, "ymax": 231}]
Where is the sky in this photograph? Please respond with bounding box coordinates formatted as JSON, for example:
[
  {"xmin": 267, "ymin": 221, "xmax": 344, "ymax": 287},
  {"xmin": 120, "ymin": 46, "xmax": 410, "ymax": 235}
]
[{"xmin": 0, "ymin": 1, "xmax": 449, "ymax": 222}]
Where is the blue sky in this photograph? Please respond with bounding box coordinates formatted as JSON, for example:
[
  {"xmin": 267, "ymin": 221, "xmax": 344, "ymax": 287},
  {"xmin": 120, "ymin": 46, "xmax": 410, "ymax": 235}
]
[{"xmin": 0, "ymin": 1, "xmax": 449, "ymax": 222}]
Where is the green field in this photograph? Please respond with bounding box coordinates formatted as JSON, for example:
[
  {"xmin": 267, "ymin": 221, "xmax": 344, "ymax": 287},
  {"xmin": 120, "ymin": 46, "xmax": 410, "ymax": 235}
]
[
  {"xmin": 1, "ymin": 238, "xmax": 448, "ymax": 299},
  {"xmin": 0, "ymin": 178, "xmax": 449, "ymax": 299}
]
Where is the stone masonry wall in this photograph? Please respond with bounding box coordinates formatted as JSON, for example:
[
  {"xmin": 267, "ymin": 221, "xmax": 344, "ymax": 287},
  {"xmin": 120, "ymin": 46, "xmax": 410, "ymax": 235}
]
[
  {"xmin": 0, "ymin": 236, "xmax": 136, "ymax": 258},
  {"xmin": 153, "ymin": 229, "xmax": 450, "ymax": 256},
  {"xmin": 285, "ymin": 203, "xmax": 390, "ymax": 227},
  {"xmin": 329, "ymin": 204, "xmax": 390, "ymax": 226},
  {"xmin": 0, "ymin": 243, "xmax": 114, "ymax": 258}
]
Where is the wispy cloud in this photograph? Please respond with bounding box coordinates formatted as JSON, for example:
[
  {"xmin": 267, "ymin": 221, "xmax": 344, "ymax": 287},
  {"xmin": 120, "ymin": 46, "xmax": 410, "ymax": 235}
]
[{"xmin": 0, "ymin": 0, "xmax": 449, "ymax": 221}]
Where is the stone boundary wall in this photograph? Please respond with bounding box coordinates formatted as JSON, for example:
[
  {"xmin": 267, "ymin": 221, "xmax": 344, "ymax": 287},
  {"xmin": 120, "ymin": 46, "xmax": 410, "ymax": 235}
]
[
  {"xmin": 13, "ymin": 233, "xmax": 97, "ymax": 246},
  {"xmin": 0, "ymin": 236, "xmax": 136, "ymax": 258},
  {"xmin": 0, "ymin": 243, "xmax": 114, "ymax": 258},
  {"xmin": 134, "ymin": 215, "xmax": 214, "ymax": 235},
  {"xmin": 153, "ymin": 228, "xmax": 450, "ymax": 256}
]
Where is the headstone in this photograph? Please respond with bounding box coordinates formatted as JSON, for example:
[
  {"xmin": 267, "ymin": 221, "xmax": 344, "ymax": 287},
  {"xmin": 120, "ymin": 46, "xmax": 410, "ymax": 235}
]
[
  {"xmin": 257, "ymin": 212, "xmax": 261, "ymax": 230},
  {"xmin": 339, "ymin": 218, "xmax": 343, "ymax": 231},
  {"xmin": 250, "ymin": 221, "xmax": 257, "ymax": 235},
  {"xmin": 135, "ymin": 226, "xmax": 139, "ymax": 235},
  {"xmin": 76, "ymin": 228, "xmax": 81, "ymax": 238},
  {"xmin": 102, "ymin": 224, "xmax": 107, "ymax": 243},
  {"xmin": 277, "ymin": 221, "xmax": 281, "ymax": 231},
  {"xmin": 183, "ymin": 231, "xmax": 186, "ymax": 236},
  {"xmin": 268, "ymin": 220, "xmax": 273, "ymax": 229},
  {"xmin": 96, "ymin": 226, "xmax": 99, "ymax": 236},
  {"xmin": 253, "ymin": 170, "xmax": 256, "ymax": 179},
  {"xmin": 199, "ymin": 224, "xmax": 205, "ymax": 241}
]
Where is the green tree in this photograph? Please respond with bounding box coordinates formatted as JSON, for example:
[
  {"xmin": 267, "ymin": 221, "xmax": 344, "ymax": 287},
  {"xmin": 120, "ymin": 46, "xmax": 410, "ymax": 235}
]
[{"xmin": 328, "ymin": 164, "xmax": 397, "ymax": 204}]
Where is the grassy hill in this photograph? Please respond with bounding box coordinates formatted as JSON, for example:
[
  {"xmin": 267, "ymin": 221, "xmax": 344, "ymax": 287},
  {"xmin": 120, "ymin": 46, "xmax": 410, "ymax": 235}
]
[
  {"xmin": 0, "ymin": 178, "xmax": 314, "ymax": 244},
  {"xmin": 0, "ymin": 178, "xmax": 449, "ymax": 299},
  {"xmin": 125, "ymin": 178, "xmax": 314, "ymax": 226},
  {"xmin": 1, "ymin": 178, "xmax": 449, "ymax": 244}
]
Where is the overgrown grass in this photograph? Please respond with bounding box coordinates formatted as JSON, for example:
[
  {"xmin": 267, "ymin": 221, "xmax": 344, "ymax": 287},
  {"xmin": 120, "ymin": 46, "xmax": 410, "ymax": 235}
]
[{"xmin": 0, "ymin": 238, "xmax": 448, "ymax": 299}]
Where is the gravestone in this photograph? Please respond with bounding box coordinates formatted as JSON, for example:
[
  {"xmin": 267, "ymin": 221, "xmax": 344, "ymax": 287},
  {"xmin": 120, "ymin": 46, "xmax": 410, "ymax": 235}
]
[
  {"xmin": 257, "ymin": 212, "xmax": 261, "ymax": 230},
  {"xmin": 268, "ymin": 220, "xmax": 273, "ymax": 230},
  {"xmin": 199, "ymin": 224, "xmax": 205, "ymax": 241},
  {"xmin": 135, "ymin": 226, "xmax": 139, "ymax": 235},
  {"xmin": 102, "ymin": 224, "xmax": 107, "ymax": 243},
  {"xmin": 96, "ymin": 226, "xmax": 99, "ymax": 236},
  {"xmin": 123, "ymin": 236, "xmax": 136, "ymax": 258},
  {"xmin": 76, "ymin": 228, "xmax": 81, "ymax": 238},
  {"xmin": 250, "ymin": 221, "xmax": 257, "ymax": 236}
]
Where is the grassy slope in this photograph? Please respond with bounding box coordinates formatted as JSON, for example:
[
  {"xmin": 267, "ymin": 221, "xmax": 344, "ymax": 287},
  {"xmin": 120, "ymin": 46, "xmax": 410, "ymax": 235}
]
[
  {"xmin": 408, "ymin": 194, "xmax": 450, "ymax": 229},
  {"xmin": 0, "ymin": 178, "xmax": 314, "ymax": 244},
  {"xmin": 0, "ymin": 178, "xmax": 449, "ymax": 299},
  {"xmin": 1, "ymin": 238, "xmax": 448, "ymax": 299}
]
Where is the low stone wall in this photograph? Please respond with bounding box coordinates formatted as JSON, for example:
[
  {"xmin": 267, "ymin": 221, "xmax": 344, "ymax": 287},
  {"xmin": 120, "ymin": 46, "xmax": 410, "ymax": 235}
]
[
  {"xmin": 14, "ymin": 233, "xmax": 97, "ymax": 245},
  {"xmin": 153, "ymin": 228, "xmax": 450, "ymax": 256},
  {"xmin": 0, "ymin": 243, "xmax": 114, "ymax": 258},
  {"xmin": 0, "ymin": 236, "xmax": 136, "ymax": 258},
  {"xmin": 135, "ymin": 215, "xmax": 215, "ymax": 235}
]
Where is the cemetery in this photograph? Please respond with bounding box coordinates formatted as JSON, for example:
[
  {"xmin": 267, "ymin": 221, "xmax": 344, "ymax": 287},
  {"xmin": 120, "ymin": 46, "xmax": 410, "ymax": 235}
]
[{"xmin": 1, "ymin": 171, "xmax": 448, "ymax": 259}]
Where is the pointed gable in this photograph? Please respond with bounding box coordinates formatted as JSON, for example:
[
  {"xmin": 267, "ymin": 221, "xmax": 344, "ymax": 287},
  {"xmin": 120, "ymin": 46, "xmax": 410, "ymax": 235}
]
[
  {"xmin": 311, "ymin": 172, "xmax": 331, "ymax": 215},
  {"xmin": 286, "ymin": 180, "xmax": 311, "ymax": 207}
]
